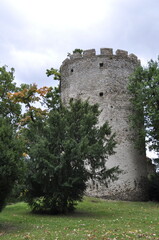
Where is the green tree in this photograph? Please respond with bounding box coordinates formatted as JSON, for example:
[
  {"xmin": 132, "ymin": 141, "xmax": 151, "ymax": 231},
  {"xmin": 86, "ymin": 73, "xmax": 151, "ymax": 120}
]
[
  {"xmin": 0, "ymin": 65, "xmax": 24, "ymax": 211},
  {"xmin": 73, "ymin": 49, "xmax": 83, "ymax": 54},
  {"xmin": 128, "ymin": 58, "xmax": 159, "ymax": 155},
  {"xmin": 25, "ymin": 99, "xmax": 119, "ymax": 214},
  {"xmin": 0, "ymin": 66, "xmax": 21, "ymax": 122},
  {"xmin": 0, "ymin": 118, "xmax": 24, "ymax": 211}
]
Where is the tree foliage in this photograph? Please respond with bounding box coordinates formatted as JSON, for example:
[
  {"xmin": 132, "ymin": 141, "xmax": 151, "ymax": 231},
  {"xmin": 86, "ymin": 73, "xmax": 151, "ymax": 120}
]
[
  {"xmin": 0, "ymin": 65, "xmax": 119, "ymax": 214},
  {"xmin": 128, "ymin": 58, "xmax": 159, "ymax": 155},
  {"xmin": 0, "ymin": 66, "xmax": 24, "ymax": 211},
  {"xmin": 46, "ymin": 68, "xmax": 61, "ymax": 81},
  {"xmin": 0, "ymin": 66, "xmax": 21, "ymax": 122},
  {"xmin": 67, "ymin": 49, "xmax": 83, "ymax": 58},
  {"xmin": 24, "ymin": 99, "xmax": 119, "ymax": 214},
  {"xmin": 73, "ymin": 49, "xmax": 83, "ymax": 54},
  {"xmin": 8, "ymin": 83, "xmax": 51, "ymax": 124},
  {"xmin": 148, "ymin": 172, "xmax": 159, "ymax": 201},
  {"xmin": 0, "ymin": 118, "xmax": 24, "ymax": 211}
]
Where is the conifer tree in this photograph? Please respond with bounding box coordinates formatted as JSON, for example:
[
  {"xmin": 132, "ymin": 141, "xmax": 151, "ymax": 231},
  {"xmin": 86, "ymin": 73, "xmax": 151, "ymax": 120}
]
[{"xmin": 24, "ymin": 98, "xmax": 119, "ymax": 214}]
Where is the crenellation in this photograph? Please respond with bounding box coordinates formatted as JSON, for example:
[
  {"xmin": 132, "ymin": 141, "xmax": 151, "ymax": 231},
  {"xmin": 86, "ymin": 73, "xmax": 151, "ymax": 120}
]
[
  {"xmin": 100, "ymin": 48, "xmax": 113, "ymax": 56},
  {"xmin": 83, "ymin": 49, "xmax": 96, "ymax": 57},
  {"xmin": 62, "ymin": 48, "xmax": 139, "ymax": 68},
  {"xmin": 128, "ymin": 53, "xmax": 138, "ymax": 61},
  {"xmin": 116, "ymin": 49, "xmax": 128, "ymax": 57}
]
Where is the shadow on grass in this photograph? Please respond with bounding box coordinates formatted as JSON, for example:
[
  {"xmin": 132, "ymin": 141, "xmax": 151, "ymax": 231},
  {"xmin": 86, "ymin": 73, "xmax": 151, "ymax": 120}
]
[
  {"xmin": 23, "ymin": 203, "xmax": 120, "ymax": 220},
  {"xmin": 0, "ymin": 222, "xmax": 23, "ymax": 236},
  {"xmin": 0, "ymin": 198, "xmax": 122, "ymax": 237}
]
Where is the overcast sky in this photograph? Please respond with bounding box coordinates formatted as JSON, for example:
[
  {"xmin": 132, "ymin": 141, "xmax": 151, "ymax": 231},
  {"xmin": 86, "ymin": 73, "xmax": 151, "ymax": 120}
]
[{"xmin": 1, "ymin": 0, "xmax": 159, "ymax": 88}]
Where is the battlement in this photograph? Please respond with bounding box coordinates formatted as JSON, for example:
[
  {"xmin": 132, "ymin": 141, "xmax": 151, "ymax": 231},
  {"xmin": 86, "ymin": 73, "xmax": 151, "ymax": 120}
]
[{"xmin": 62, "ymin": 48, "xmax": 140, "ymax": 65}]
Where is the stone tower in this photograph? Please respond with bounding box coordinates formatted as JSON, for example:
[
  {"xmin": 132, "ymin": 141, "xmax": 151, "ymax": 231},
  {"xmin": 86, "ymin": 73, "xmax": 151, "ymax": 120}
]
[{"xmin": 60, "ymin": 48, "xmax": 148, "ymax": 201}]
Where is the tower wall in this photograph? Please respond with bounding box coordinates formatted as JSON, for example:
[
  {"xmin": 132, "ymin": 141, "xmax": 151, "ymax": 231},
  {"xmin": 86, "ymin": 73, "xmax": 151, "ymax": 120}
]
[{"xmin": 60, "ymin": 48, "xmax": 148, "ymax": 201}]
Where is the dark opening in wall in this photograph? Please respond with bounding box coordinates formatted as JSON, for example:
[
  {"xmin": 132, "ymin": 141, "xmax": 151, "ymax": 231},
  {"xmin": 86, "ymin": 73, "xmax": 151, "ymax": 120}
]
[
  {"xmin": 99, "ymin": 92, "xmax": 103, "ymax": 96},
  {"xmin": 71, "ymin": 69, "xmax": 74, "ymax": 72},
  {"xmin": 99, "ymin": 63, "xmax": 104, "ymax": 68}
]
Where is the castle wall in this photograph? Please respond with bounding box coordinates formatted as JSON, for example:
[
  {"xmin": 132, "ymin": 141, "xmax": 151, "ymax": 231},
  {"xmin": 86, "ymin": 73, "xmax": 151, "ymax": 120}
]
[{"xmin": 60, "ymin": 48, "xmax": 148, "ymax": 201}]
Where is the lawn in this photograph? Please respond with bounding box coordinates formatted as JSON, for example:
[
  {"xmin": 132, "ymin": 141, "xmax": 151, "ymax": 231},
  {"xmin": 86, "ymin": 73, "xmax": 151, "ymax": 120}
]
[{"xmin": 0, "ymin": 197, "xmax": 159, "ymax": 239}]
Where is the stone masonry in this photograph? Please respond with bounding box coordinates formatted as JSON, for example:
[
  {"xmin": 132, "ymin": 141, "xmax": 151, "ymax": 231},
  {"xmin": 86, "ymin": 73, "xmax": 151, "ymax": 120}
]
[{"xmin": 60, "ymin": 48, "xmax": 148, "ymax": 201}]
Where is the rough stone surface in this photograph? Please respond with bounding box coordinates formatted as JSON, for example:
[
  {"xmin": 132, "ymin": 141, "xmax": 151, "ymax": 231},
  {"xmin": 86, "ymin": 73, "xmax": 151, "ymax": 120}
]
[{"xmin": 60, "ymin": 48, "xmax": 148, "ymax": 201}]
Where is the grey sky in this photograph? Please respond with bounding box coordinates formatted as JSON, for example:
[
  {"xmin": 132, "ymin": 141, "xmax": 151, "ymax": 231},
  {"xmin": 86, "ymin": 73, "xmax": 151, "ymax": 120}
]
[{"xmin": 0, "ymin": 0, "xmax": 159, "ymax": 88}]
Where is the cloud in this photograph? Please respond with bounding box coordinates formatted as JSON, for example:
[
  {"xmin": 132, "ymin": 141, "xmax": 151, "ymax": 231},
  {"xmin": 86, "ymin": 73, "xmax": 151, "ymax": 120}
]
[
  {"xmin": 1, "ymin": 0, "xmax": 159, "ymax": 87},
  {"xmin": 6, "ymin": 0, "xmax": 110, "ymax": 31}
]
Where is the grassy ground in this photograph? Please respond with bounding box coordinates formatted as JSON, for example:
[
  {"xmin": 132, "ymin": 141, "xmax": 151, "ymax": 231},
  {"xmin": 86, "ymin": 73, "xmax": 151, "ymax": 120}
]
[{"xmin": 0, "ymin": 197, "xmax": 159, "ymax": 240}]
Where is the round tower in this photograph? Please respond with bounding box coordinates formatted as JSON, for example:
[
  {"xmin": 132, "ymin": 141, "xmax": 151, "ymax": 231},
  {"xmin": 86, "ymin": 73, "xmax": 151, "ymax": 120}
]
[{"xmin": 60, "ymin": 48, "xmax": 148, "ymax": 201}]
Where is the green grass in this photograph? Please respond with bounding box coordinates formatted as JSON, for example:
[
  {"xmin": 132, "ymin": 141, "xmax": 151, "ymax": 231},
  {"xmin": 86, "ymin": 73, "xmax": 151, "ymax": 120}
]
[{"xmin": 0, "ymin": 197, "xmax": 159, "ymax": 239}]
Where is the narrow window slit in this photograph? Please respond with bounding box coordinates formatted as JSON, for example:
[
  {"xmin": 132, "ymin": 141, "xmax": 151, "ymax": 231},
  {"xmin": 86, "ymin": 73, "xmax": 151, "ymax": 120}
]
[
  {"xmin": 99, "ymin": 92, "xmax": 103, "ymax": 96},
  {"xmin": 99, "ymin": 63, "xmax": 104, "ymax": 67}
]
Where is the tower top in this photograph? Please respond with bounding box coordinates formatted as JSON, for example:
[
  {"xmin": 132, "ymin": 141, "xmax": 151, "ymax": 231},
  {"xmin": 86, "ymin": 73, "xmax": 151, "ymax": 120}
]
[{"xmin": 61, "ymin": 48, "xmax": 140, "ymax": 66}]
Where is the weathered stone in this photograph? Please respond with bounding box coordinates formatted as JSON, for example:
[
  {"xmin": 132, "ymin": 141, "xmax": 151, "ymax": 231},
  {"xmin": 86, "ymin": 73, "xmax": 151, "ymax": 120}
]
[
  {"xmin": 100, "ymin": 48, "xmax": 113, "ymax": 56},
  {"xmin": 116, "ymin": 49, "xmax": 128, "ymax": 57},
  {"xmin": 60, "ymin": 48, "xmax": 148, "ymax": 201},
  {"xmin": 70, "ymin": 52, "xmax": 82, "ymax": 60},
  {"xmin": 129, "ymin": 53, "xmax": 138, "ymax": 61},
  {"xmin": 83, "ymin": 49, "xmax": 96, "ymax": 57}
]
